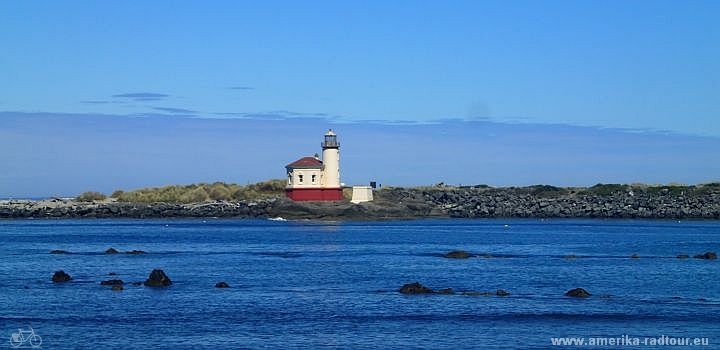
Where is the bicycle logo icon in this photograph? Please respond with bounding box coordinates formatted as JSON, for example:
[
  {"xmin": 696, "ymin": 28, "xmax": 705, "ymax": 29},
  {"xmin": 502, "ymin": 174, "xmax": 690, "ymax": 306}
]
[{"xmin": 9, "ymin": 328, "xmax": 42, "ymax": 348}]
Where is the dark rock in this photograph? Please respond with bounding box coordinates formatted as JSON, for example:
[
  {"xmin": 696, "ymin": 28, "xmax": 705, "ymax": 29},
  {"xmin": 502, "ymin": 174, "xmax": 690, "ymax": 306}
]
[
  {"xmin": 630, "ymin": 253, "xmax": 640, "ymax": 259},
  {"xmin": 50, "ymin": 249, "xmax": 71, "ymax": 254},
  {"xmin": 100, "ymin": 279, "xmax": 124, "ymax": 286},
  {"xmin": 144, "ymin": 269, "xmax": 172, "ymax": 287},
  {"xmin": 126, "ymin": 250, "xmax": 147, "ymax": 255},
  {"xmin": 496, "ymin": 289, "xmax": 510, "ymax": 296},
  {"xmin": 563, "ymin": 254, "xmax": 578, "ymax": 259},
  {"xmin": 676, "ymin": 254, "xmax": 690, "ymax": 259},
  {"xmin": 111, "ymin": 285, "xmax": 123, "ymax": 291},
  {"xmin": 52, "ymin": 270, "xmax": 72, "ymax": 283},
  {"xmin": 108, "ymin": 272, "xmax": 117, "ymax": 276},
  {"xmin": 105, "ymin": 247, "xmax": 120, "ymax": 254},
  {"xmin": 399, "ymin": 282, "xmax": 433, "ymax": 294},
  {"xmin": 443, "ymin": 250, "xmax": 472, "ymax": 259},
  {"xmin": 565, "ymin": 287, "xmax": 591, "ymax": 298},
  {"xmin": 693, "ymin": 251, "xmax": 717, "ymax": 260},
  {"xmin": 462, "ymin": 291, "xmax": 493, "ymax": 297},
  {"xmin": 437, "ymin": 288, "xmax": 454, "ymax": 295},
  {"xmin": 215, "ymin": 281, "xmax": 230, "ymax": 288}
]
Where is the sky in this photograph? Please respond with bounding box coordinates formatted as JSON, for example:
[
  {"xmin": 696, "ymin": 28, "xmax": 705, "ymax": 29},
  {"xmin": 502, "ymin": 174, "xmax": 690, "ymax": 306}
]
[{"xmin": 1, "ymin": 1, "xmax": 718, "ymax": 197}]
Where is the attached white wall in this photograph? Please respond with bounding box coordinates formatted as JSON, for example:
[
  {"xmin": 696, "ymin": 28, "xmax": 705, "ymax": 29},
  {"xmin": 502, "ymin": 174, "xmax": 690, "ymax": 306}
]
[{"xmin": 350, "ymin": 186, "xmax": 373, "ymax": 203}]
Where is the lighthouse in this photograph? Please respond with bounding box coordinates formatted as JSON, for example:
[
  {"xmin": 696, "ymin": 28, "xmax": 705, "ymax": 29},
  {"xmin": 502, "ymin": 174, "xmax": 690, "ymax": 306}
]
[{"xmin": 285, "ymin": 130, "xmax": 344, "ymax": 201}]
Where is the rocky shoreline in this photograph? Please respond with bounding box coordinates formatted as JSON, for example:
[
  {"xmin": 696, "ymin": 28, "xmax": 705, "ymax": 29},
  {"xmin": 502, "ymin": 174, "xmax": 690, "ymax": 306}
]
[{"xmin": 1, "ymin": 184, "xmax": 719, "ymax": 220}]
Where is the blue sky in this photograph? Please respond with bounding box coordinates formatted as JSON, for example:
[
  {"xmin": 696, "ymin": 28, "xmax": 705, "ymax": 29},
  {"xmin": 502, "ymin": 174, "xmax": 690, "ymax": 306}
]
[{"xmin": 1, "ymin": 1, "xmax": 718, "ymax": 197}]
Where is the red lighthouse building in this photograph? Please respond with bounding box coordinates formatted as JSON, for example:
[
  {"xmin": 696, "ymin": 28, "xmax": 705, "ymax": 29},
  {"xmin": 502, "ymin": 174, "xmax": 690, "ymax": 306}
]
[{"xmin": 285, "ymin": 130, "xmax": 344, "ymax": 201}]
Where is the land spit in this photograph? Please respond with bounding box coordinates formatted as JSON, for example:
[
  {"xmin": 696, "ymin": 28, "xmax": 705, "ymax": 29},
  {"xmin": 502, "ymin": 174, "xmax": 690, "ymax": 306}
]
[{"xmin": 2, "ymin": 184, "xmax": 719, "ymax": 220}]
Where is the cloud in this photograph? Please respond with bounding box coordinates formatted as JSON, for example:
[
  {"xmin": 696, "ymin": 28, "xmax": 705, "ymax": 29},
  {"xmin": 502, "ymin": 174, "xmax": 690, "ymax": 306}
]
[
  {"xmin": 227, "ymin": 86, "xmax": 254, "ymax": 90},
  {"xmin": 1, "ymin": 110, "xmax": 719, "ymax": 198},
  {"xmin": 112, "ymin": 92, "xmax": 170, "ymax": 101},
  {"xmin": 153, "ymin": 107, "xmax": 197, "ymax": 114},
  {"xmin": 80, "ymin": 100, "xmax": 115, "ymax": 104}
]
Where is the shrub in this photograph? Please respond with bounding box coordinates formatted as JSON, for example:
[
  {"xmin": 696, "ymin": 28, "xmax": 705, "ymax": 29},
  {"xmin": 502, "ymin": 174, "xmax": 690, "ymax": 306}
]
[
  {"xmin": 585, "ymin": 183, "xmax": 628, "ymax": 196},
  {"xmin": 114, "ymin": 180, "xmax": 286, "ymax": 203},
  {"xmin": 76, "ymin": 191, "xmax": 107, "ymax": 202},
  {"xmin": 529, "ymin": 185, "xmax": 567, "ymax": 197}
]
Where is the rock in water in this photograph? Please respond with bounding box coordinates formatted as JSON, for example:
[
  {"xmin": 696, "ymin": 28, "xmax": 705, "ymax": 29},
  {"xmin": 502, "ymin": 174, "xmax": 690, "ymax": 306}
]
[
  {"xmin": 126, "ymin": 250, "xmax": 147, "ymax": 255},
  {"xmin": 676, "ymin": 254, "xmax": 690, "ymax": 259},
  {"xmin": 443, "ymin": 250, "xmax": 471, "ymax": 259},
  {"xmin": 399, "ymin": 282, "xmax": 433, "ymax": 294},
  {"xmin": 630, "ymin": 253, "xmax": 640, "ymax": 259},
  {"xmin": 144, "ymin": 269, "xmax": 172, "ymax": 287},
  {"xmin": 437, "ymin": 288, "xmax": 455, "ymax": 295},
  {"xmin": 100, "ymin": 279, "xmax": 124, "ymax": 286},
  {"xmin": 565, "ymin": 288, "xmax": 591, "ymax": 298},
  {"xmin": 52, "ymin": 270, "xmax": 72, "ymax": 283},
  {"xmin": 215, "ymin": 281, "xmax": 230, "ymax": 288},
  {"xmin": 111, "ymin": 285, "xmax": 124, "ymax": 291},
  {"xmin": 50, "ymin": 249, "xmax": 71, "ymax": 254},
  {"xmin": 693, "ymin": 251, "xmax": 717, "ymax": 260},
  {"xmin": 496, "ymin": 289, "xmax": 510, "ymax": 296},
  {"xmin": 105, "ymin": 247, "xmax": 120, "ymax": 254}
]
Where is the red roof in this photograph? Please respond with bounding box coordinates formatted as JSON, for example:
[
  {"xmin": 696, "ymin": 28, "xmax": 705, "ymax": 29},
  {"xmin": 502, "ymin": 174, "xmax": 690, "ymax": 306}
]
[{"xmin": 286, "ymin": 156, "xmax": 323, "ymax": 169}]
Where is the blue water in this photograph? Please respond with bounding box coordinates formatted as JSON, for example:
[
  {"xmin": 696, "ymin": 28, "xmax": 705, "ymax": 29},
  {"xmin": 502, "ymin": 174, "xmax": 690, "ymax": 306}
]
[{"xmin": 1, "ymin": 219, "xmax": 719, "ymax": 349}]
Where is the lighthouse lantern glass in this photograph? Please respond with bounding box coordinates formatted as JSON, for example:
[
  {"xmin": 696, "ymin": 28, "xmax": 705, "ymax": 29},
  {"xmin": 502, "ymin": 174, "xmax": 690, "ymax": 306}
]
[{"xmin": 324, "ymin": 134, "xmax": 338, "ymax": 148}]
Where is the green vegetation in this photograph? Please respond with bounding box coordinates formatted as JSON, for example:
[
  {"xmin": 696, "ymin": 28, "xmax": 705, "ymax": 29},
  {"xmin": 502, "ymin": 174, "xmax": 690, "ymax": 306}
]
[
  {"xmin": 110, "ymin": 180, "xmax": 286, "ymax": 203},
  {"xmin": 527, "ymin": 185, "xmax": 568, "ymax": 197},
  {"xmin": 644, "ymin": 185, "xmax": 690, "ymax": 196},
  {"xmin": 76, "ymin": 191, "xmax": 107, "ymax": 202},
  {"xmin": 77, "ymin": 180, "xmax": 719, "ymax": 204},
  {"xmin": 582, "ymin": 183, "xmax": 629, "ymax": 196}
]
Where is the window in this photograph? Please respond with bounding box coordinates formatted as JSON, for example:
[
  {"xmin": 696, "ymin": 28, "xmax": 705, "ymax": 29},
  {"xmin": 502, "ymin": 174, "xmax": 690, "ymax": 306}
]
[
  {"xmin": 298, "ymin": 174, "xmax": 304, "ymax": 184},
  {"xmin": 311, "ymin": 174, "xmax": 316, "ymax": 184}
]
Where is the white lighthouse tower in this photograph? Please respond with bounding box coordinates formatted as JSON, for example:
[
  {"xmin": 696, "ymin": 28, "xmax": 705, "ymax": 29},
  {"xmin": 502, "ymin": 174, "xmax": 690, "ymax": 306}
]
[
  {"xmin": 321, "ymin": 129, "xmax": 341, "ymax": 188},
  {"xmin": 285, "ymin": 129, "xmax": 344, "ymax": 201}
]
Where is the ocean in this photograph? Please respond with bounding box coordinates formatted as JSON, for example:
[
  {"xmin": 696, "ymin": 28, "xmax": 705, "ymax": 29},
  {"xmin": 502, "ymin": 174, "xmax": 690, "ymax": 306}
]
[{"xmin": 1, "ymin": 219, "xmax": 718, "ymax": 349}]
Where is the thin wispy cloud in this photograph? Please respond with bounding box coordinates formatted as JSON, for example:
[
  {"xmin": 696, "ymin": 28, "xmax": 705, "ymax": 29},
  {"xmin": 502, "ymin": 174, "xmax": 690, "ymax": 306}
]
[
  {"xmin": 80, "ymin": 100, "xmax": 114, "ymax": 104},
  {"xmin": 112, "ymin": 92, "xmax": 170, "ymax": 101},
  {"xmin": 153, "ymin": 107, "xmax": 197, "ymax": 114}
]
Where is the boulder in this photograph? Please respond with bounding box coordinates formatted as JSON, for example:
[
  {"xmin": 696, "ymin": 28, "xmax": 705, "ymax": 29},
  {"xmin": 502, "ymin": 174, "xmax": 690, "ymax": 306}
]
[
  {"xmin": 126, "ymin": 250, "xmax": 147, "ymax": 255},
  {"xmin": 144, "ymin": 269, "xmax": 172, "ymax": 287},
  {"xmin": 399, "ymin": 282, "xmax": 433, "ymax": 294},
  {"xmin": 565, "ymin": 287, "xmax": 591, "ymax": 298},
  {"xmin": 52, "ymin": 270, "xmax": 72, "ymax": 283},
  {"xmin": 630, "ymin": 253, "xmax": 640, "ymax": 259},
  {"xmin": 693, "ymin": 251, "xmax": 717, "ymax": 260},
  {"xmin": 563, "ymin": 254, "xmax": 578, "ymax": 260},
  {"xmin": 105, "ymin": 247, "xmax": 120, "ymax": 254},
  {"xmin": 100, "ymin": 279, "xmax": 124, "ymax": 286},
  {"xmin": 437, "ymin": 288, "xmax": 454, "ymax": 295},
  {"xmin": 111, "ymin": 285, "xmax": 124, "ymax": 291},
  {"xmin": 215, "ymin": 281, "xmax": 230, "ymax": 288},
  {"xmin": 461, "ymin": 291, "xmax": 493, "ymax": 297},
  {"xmin": 496, "ymin": 289, "xmax": 510, "ymax": 296},
  {"xmin": 50, "ymin": 249, "xmax": 71, "ymax": 254},
  {"xmin": 443, "ymin": 250, "xmax": 472, "ymax": 259}
]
